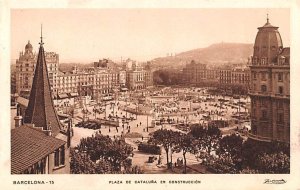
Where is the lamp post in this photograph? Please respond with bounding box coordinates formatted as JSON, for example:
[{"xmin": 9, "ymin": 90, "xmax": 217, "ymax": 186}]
[
  {"xmin": 125, "ymin": 97, "xmax": 128, "ymax": 119},
  {"xmin": 104, "ymin": 102, "xmax": 107, "ymax": 119},
  {"xmin": 136, "ymin": 103, "xmax": 138, "ymax": 120},
  {"xmin": 147, "ymin": 114, "xmax": 149, "ymax": 132}
]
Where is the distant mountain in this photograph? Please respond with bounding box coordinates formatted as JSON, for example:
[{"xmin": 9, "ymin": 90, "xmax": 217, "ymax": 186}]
[{"xmin": 151, "ymin": 42, "xmax": 253, "ymax": 69}]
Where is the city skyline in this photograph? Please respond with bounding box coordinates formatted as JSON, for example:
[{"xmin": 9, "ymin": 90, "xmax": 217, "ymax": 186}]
[{"xmin": 11, "ymin": 8, "xmax": 290, "ymax": 63}]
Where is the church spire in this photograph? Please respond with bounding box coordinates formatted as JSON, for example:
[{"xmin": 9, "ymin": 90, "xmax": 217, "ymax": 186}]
[
  {"xmin": 24, "ymin": 27, "xmax": 62, "ymax": 136},
  {"xmin": 39, "ymin": 24, "xmax": 44, "ymax": 46}
]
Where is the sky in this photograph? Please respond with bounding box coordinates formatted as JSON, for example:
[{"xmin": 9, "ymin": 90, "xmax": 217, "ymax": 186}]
[{"xmin": 11, "ymin": 9, "xmax": 290, "ymax": 63}]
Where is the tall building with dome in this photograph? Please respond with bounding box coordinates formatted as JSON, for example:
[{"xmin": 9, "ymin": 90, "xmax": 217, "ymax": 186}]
[
  {"xmin": 248, "ymin": 17, "xmax": 290, "ymax": 143},
  {"xmin": 15, "ymin": 41, "xmax": 59, "ymax": 97}
]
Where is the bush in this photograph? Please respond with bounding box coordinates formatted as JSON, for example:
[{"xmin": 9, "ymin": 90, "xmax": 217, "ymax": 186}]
[{"xmin": 138, "ymin": 143, "xmax": 161, "ymax": 154}]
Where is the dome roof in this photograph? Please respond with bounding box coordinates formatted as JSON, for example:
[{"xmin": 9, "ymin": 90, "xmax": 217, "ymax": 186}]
[
  {"xmin": 253, "ymin": 18, "xmax": 283, "ymax": 64},
  {"xmin": 25, "ymin": 41, "xmax": 33, "ymax": 49}
]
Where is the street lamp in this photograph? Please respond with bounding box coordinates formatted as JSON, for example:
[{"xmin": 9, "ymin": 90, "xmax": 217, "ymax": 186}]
[{"xmin": 146, "ymin": 114, "xmax": 149, "ymax": 132}]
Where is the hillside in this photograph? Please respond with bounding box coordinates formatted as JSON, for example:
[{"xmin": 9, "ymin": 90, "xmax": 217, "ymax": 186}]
[{"xmin": 151, "ymin": 42, "xmax": 253, "ymax": 69}]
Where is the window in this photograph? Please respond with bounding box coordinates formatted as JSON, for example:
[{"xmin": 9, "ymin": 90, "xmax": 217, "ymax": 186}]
[
  {"xmin": 262, "ymin": 110, "xmax": 267, "ymax": 120},
  {"xmin": 278, "ymin": 73, "xmax": 283, "ymax": 82},
  {"xmin": 261, "ymin": 72, "xmax": 267, "ymax": 80},
  {"xmin": 261, "ymin": 58, "xmax": 266, "ymax": 65},
  {"xmin": 252, "ymin": 84, "xmax": 256, "ymax": 91},
  {"xmin": 253, "ymin": 72, "xmax": 257, "ymax": 80},
  {"xmin": 271, "ymin": 46, "xmax": 276, "ymax": 51},
  {"xmin": 260, "ymin": 99, "xmax": 266, "ymax": 107},
  {"xmin": 277, "ymin": 101, "xmax": 284, "ymax": 110},
  {"xmin": 54, "ymin": 149, "xmax": 59, "ymax": 167},
  {"xmin": 261, "ymin": 85, "xmax": 267, "ymax": 92},
  {"xmin": 60, "ymin": 147, "xmax": 65, "ymax": 165},
  {"xmin": 277, "ymin": 112, "xmax": 284, "ymax": 124},
  {"xmin": 278, "ymin": 86, "xmax": 283, "ymax": 94}
]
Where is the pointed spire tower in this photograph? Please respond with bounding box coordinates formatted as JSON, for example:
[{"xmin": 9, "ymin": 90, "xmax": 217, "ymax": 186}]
[{"xmin": 24, "ymin": 25, "xmax": 62, "ymax": 136}]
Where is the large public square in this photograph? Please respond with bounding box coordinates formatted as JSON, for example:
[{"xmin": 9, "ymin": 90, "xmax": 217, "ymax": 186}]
[{"xmin": 69, "ymin": 86, "xmax": 250, "ymax": 173}]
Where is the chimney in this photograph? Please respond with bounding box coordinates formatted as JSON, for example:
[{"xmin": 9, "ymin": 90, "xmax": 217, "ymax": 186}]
[
  {"xmin": 45, "ymin": 122, "xmax": 52, "ymax": 136},
  {"xmin": 14, "ymin": 104, "xmax": 23, "ymax": 128}
]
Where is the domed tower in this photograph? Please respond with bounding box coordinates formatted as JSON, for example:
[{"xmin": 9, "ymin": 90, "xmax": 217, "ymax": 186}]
[
  {"xmin": 25, "ymin": 40, "xmax": 33, "ymax": 54},
  {"xmin": 252, "ymin": 17, "xmax": 283, "ymax": 65},
  {"xmin": 249, "ymin": 16, "xmax": 290, "ymax": 143}
]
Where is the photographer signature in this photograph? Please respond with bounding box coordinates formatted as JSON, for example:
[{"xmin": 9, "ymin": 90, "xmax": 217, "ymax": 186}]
[{"xmin": 264, "ymin": 179, "xmax": 287, "ymax": 184}]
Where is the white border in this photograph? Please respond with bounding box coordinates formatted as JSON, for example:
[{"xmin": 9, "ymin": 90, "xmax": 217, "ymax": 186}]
[{"xmin": 1, "ymin": 1, "xmax": 300, "ymax": 190}]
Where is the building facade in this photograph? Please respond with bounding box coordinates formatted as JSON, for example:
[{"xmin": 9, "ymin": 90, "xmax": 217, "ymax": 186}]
[
  {"xmin": 182, "ymin": 60, "xmax": 219, "ymax": 85},
  {"xmin": 126, "ymin": 62, "xmax": 153, "ymax": 90},
  {"xmin": 248, "ymin": 18, "xmax": 290, "ymax": 143},
  {"xmin": 219, "ymin": 68, "xmax": 232, "ymax": 86},
  {"xmin": 231, "ymin": 67, "xmax": 250, "ymax": 87},
  {"xmin": 16, "ymin": 43, "xmax": 153, "ymax": 101},
  {"xmin": 16, "ymin": 41, "xmax": 59, "ymax": 96}
]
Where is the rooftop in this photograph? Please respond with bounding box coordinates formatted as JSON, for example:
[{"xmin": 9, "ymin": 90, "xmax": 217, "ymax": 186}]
[{"xmin": 11, "ymin": 125, "xmax": 65, "ymax": 174}]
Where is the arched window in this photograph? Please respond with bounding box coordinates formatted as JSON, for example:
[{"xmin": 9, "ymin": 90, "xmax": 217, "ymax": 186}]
[{"xmin": 261, "ymin": 85, "xmax": 267, "ymax": 92}]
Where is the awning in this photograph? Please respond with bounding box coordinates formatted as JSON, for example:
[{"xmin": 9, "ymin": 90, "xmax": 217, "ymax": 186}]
[
  {"xmin": 58, "ymin": 93, "xmax": 69, "ymax": 99},
  {"xmin": 16, "ymin": 97, "xmax": 29, "ymax": 107},
  {"xmin": 120, "ymin": 88, "xmax": 128, "ymax": 91},
  {"xmin": 68, "ymin": 92, "xmax": 79, "ymax": 98}
]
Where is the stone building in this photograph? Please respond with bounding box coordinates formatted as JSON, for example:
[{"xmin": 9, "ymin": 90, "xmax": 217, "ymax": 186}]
[
  {"xmin": 231, "ymin": 67, "xmax": 250, "ymax": 87},
  {"xmin": 11, "ymin": 36, "xmax": 71, "ymax": 174},
  {"xmin": 15, "ymin": 41, "xmax": 59, "ymax": 97},
  {"xmin": 126, "ymin": 62, "xmax": 153, "ymax": 90},
  {"xmin": 219, "ymin": 67, "xmax": 232, "ymax": 86},
  {"xmin": 182, "ymin": 60, "xmax": 219, "ymax": 86},
  {"xmin": 248, "ymin": 18, "xmax": 290, "ymax": 143}
]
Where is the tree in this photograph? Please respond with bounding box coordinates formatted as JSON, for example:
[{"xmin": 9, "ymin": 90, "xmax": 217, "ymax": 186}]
[
  {"xmin": 70, "ymin": 148, "xmax": 97, "ymax": 174},
  {"xmin": 202, "ymin": 134, "xmax": 244, "ymax": 173},
  {"xmin": 72, "ymin": 134, "xmax": 133, "ymax": 173},
  {"xmin": 106, "ymin": 139, "xmax": 133, "ymax": 171},
  {"xmin": 217, "ymin": 134, "xmax": 243, "ymax": 170},
  {"xmin": 189, "ymin": 124, "xmax": 221, "ymax": 161},
  {"xmin": 204, "ymin": 154, "xmax": 239, "ymax": 174},
  {"xmin": 241, "ymin": 139, "xmax": 290, "ymax": 170},
  {"xmin": 169, "ymin": 131, "xmax": 181, "ymax": 167},
  {"xmin": 174, "ymin": 133, "xmax": 197, "ymax": 174},
  {"xmin": 256, "ymin": 152, "xmax": 290, "ymax": 174},
  {"xmin": 150, "ymin": 129, "xmax": 172, "ymax": 168}
]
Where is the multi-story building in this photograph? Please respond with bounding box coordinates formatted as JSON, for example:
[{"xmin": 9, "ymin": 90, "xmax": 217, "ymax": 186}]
[
  {"xmin": 182, "ymin": 60, "xmax": 219, "ymax": 85},
  {"xmin": 219, "ymin": 67, "xmax": 232, "ymax": 86},
  {"xmin": 206, "ymin": 69, "xmax": 219, "ymax": 84},
  {"xmin": 182, "ymin": 61, "xmax": 206, "ymax": 84},
  {"xmin": 248, "ymin": 18, "xmax": 290, "ymax": 143},
  {"xmin": 16, "ymin": 42, "xmax": 152, "ymax": 100},
  {"xmin": 126, "ymin": 62, "xmax": 153, "ymax": 90},
  {"xmin": 16, "ymin": 41, "xmax": 59, "ymax": 97},
  {"xmin": 231, "ymin": 67, "xmax": 250, "ymax": 87}
]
